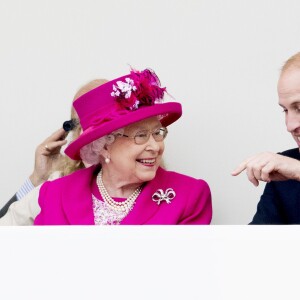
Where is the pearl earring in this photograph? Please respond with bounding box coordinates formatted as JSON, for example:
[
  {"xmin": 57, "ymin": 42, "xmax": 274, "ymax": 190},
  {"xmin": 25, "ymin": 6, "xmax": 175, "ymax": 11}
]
[{"xmin": 105, "ymin": 157, "xmax": 110, "ymax": 164}]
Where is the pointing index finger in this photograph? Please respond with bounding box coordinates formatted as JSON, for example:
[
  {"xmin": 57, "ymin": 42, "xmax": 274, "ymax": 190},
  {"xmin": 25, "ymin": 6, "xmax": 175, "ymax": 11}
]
[{"xmin": 231, "ymin": 162, "xmax": 247, "ymax": 176}]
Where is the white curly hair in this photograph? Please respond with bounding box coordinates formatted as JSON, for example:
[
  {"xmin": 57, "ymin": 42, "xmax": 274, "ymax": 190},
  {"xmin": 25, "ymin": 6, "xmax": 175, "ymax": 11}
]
[{"xmin": 79, "ymin": 128, "xmax": 124, "ymax": 165}]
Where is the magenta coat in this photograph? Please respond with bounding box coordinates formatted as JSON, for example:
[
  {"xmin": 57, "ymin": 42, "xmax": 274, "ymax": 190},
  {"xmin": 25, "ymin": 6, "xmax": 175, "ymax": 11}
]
[{"xmin": 34, "ymin": 166, "xmax": 212, "ymax": 225}]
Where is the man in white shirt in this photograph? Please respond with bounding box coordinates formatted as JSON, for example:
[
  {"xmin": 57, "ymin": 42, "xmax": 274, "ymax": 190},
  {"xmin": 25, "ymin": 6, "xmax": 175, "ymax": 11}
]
[{"xmin": 0, "ymin": 128, "xmax": 67, "ymax": 218}]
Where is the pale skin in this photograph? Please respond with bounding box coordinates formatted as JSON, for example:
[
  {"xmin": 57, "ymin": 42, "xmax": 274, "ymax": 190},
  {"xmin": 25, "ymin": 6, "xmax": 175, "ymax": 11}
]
[
  {"xmin": 232, "ymin": 66, "xmax": 300, "ymax": 186},
  {"xmin": 29, "ymin": 79, "xmax": 108, "ymax": 187},
  {"xmin": 29, "ymin": 128, "xmax": 68, "ymax": 186},
  {"xmin": 100, "ymin": 117, "xmax": 164, "ymax": 198}
]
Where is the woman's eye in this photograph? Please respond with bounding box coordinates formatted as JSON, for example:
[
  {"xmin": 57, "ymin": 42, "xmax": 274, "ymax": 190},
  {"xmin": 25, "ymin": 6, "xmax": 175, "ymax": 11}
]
[{"xmin": 136, "ymin": 132, "xmax": 147, "ymax": 138}]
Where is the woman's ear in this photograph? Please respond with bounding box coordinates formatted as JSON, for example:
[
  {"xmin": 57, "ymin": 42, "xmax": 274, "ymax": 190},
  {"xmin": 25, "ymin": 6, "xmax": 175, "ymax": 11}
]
[
  {"xmin": 100, "ymin": 134, "xmax": 116, "ymax": 163},
  {"xmin": 99, "ymin": 144, "xmax": 110, "ymax": 162}
]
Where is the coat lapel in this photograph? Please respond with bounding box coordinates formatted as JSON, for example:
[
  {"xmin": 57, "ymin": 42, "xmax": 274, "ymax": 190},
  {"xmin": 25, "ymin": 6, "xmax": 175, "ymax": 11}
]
[
  {"xmin": 61, "ymin": 166, "xmax": 173, "ymax": 225},
  {"xmin": 62, "ymin": 166, "xmax": 99, "ymax": 225},
  {"xmin": 121, "ymin": 167, "xmax": 168, "ymax": 225}
]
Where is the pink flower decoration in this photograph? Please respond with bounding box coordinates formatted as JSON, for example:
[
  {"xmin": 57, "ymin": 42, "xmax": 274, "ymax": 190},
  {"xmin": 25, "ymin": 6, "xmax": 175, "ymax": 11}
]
[{"xmin": 111, "ymin": 68, "xmax": 166, "ymax": 111}]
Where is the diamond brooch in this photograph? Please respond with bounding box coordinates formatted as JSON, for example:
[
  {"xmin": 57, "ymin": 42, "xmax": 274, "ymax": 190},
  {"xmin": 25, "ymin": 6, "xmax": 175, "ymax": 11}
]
[{"xmin": 152, "ymin": 188, "xmax": 176, "ymax": 205}]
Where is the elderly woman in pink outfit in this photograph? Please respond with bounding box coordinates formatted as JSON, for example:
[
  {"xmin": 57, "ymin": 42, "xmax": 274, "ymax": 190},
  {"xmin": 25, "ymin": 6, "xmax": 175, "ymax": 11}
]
[{"xmin": 34, "ymin": 68, "xmax": 212, "ymax": 225}]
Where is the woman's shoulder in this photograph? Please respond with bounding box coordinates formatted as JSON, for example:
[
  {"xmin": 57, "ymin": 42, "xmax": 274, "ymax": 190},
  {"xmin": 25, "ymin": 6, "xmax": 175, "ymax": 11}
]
[
  {"xmin": 157, "ymin": 167, "xmax": 210, "ymax": 188},
  {"xmin": 154, "ymin": 168, "xmax": 212, "ymax": 224},
  {"xmin": 47, "ymin": 165, "xmax": 99, "ymax": 186}
]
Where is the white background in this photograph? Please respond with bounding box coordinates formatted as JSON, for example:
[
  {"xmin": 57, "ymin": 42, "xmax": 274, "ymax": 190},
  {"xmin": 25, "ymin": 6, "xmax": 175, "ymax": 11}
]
[
  {"xmin": 0, "ymin": 0, "xmax": 299, "ymax": 225},
  {"xmin": 1, "ymin": 1, "xmax": 300, "ymax": 298},
  {"xmin": 1, "ymin": 226, "xmax": 300, "ymax": 299}
]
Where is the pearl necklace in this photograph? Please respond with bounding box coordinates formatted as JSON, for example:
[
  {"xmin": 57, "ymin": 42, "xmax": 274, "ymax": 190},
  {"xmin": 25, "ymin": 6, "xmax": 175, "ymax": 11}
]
[{"xmin": 96, "ymin": 170, "xmax": 142, "ymax": 213}]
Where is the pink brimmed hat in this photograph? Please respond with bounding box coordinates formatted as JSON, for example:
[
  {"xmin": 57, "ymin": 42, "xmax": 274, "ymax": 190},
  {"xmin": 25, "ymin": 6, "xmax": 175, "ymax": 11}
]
[{"xmin": 65, "ymin": 68, "xmax": 182, "ymax": 160}]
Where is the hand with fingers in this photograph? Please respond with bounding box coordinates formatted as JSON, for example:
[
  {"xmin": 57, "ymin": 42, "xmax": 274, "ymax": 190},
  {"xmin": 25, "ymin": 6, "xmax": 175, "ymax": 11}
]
[
  {"xmin": 29, "ymin": 128, "xmax": 68, "ymax": 186},
  {"xmin": 231, "ymin": 152, "xmax": 300, "ymax": 186}
]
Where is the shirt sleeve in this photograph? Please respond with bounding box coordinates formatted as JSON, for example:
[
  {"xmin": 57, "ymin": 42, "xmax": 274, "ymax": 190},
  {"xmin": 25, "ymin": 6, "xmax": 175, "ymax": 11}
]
[
  {"xmin": 250, "ymin": 182, "xmax": 283, "ymax": 224},
  {"xmin": 16, "ymin": 178, "xmax": 35, "ymax": 200}
]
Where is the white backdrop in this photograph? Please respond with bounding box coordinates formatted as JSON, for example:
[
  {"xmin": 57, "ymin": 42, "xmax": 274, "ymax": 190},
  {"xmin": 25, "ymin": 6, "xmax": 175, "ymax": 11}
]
[{"xmin": 0, "ymin": 0, "xmax": 299, "ymax": 224}]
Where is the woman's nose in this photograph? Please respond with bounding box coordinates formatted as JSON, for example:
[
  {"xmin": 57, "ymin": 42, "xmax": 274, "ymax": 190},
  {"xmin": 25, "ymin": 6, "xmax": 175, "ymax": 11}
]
[{"xmin": 146, "ymin": 134, "xmax": 161, "ymax": 151}]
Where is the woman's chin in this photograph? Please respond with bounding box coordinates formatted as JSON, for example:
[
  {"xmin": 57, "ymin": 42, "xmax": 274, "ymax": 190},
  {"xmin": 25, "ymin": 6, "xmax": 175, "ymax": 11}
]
[{"xmin": 136, "ymin": 168, "xmax": 158, "ymax": 183}]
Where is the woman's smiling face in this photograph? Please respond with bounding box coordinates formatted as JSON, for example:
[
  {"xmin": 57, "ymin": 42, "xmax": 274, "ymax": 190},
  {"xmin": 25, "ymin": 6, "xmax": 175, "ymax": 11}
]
[{"xmin": 104, "ymin": 116, "xmax": 165, "ymax": 185}]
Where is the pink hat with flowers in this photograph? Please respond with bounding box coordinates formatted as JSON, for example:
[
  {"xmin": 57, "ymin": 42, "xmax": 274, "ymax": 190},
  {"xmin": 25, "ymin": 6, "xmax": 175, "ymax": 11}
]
[{"xmin": 65, "ymin": 68, "xmax": 182, "ymax": 160}]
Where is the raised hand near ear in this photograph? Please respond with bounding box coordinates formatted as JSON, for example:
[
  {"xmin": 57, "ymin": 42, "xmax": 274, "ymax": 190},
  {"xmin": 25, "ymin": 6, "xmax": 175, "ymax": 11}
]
[{"xmin": 29, "ymin": 128, "xmax": 68, "ymax": 186}]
